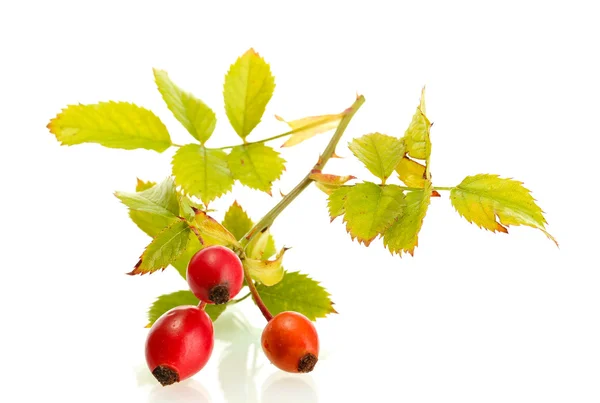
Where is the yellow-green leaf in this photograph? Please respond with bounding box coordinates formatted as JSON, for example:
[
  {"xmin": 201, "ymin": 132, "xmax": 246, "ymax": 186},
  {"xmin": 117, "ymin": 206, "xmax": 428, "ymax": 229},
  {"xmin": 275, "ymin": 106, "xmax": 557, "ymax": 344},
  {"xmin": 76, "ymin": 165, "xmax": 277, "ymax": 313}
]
[
  {"xmin": 115, "ymin": 177, "xmax": 179, "ymax": 218},
  {"xmin": 47, "ymin": 102, "xmax": 171, "ymax": 152},
  {"xmin": 277, "ymin": 112, "xmax": 345, "ymax": 147},
  {"xmin": 153, "ymin": 69, "xmax": 217, "ymax": 144},
  {"xmin": 193, "ymin": 210, "xmax": 240, "ymax": 248},
  {"xmin": 223, "ymin": 48, "xmax": 275, "ymax": 139},
  {"xmin": 244, "ymin": 248, "xmax": 287, "ymax": 286},
  {"xmin": 171, "ymin": 234, "xmax": 202, "ymax": 279},
  {"xmin": 257, "ymin": 272, "xmax": 336, "ymax": 321},
  {"xmin": 227, "ymin": 143, "xmax": 285, "ymax": 194},
  {"xmin": 222, "ymin": 201, "xmax": 254, "ymax": 240},
  {"xmin": 396, "ymin": 157, "xmax": 427, "ymax": 188},
  {"xmin": 383, "ymin": 181, "xmax": 432, "ymax": 256},
  {"xmin": 348, "ymin": 133, "xmax": 405, "ymax": 182},
  {"xmin": 172, "ymin": 144, "xmax": 234, "ymax": 205},
  {"xmin": 327, "ymin": 186, "xmax": 351, "ymax": 221},
  {"xmin": 136, "ymin": 178, "xmax": 156, "ymax": 192},
  {"xmin": 342, "ymin": 183, "xmax": 405, "ymax": 246},
  {"xmin": 450, "ymin": 174, "xmax": 557, "ymax": 245},
  {"xmin": 403, "ymin": 88, "xmax": 431, "ymax": 161},
  {"xmin": 130, "ymin": 220, "xmax": 192, "ymax": 275},
  {"xmin": 147, "ymin": 290, "xmax": 226, "ymax": 327}
]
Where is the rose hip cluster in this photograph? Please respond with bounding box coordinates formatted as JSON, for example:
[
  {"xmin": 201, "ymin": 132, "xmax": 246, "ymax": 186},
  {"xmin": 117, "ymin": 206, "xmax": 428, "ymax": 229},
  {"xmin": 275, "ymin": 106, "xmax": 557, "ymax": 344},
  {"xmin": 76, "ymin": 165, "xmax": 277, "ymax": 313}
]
[{"xmin": 145, "ymin": 245, "xmax": 320, "ymax": 386}]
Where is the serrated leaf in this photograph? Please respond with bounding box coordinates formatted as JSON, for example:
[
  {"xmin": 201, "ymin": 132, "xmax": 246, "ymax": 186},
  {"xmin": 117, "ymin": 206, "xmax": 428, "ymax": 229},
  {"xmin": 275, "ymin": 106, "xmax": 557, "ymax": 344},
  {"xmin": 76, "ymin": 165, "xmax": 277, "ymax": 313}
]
[
  {"xmin": 396, "ymin": 157, "xmax": 427, "ymax": 188},
  {"xmin": 277, "ymin": 112, "xmax": 345, "ymax": 147},
  {"xmin": 171, "ymin": 234, "xmax": 202, "ymax": 279},
  {"xmin": 450, "ymin": 174, "xmax": 557, "ymax": 245},
  {"xmin": 172, "ymin": 144, "xmax": 234, "ymax": 205},
  {"xmin": 147, "ymin": 290, "xmax": 225, "ymax": 327},
  {"xmin": 244, "ymin": 248, "xmax": 287, "ymax": 286},
  {"xmin": 136, "ymin": 178, "xmax": 156, "ymax": 192},
  {"xmin": 130, "ymin": 220, "xmax": 192, "ymax": 275},
  {"xmin": 116, "ymin": 177, "xmax": 180, "ymax": 218},
  {"xmin": 348, "ymin": 133, "xmax": 405, "ymax": 182},
  {"xmin": 178, "ymin": 195, "xmax": 197, "ymax": 221},
  {"xmin": 193, "ymin": 210, "xmax": 240, "ymax": 248},
  {"xmin": 383, "ymin": 182, "xmax": 432, "ymax": 256},
  {"xmin": 222, "ymin": 201, "xmax": 254, "ymax": 240},
  {"xmin": 327, "ymin": 186, "xmax": 351, "ymax": 221},
  {"xmin": 257, "ymin": 272, "xmax": 335, "ymax": 321},
  {"xmin": 47, "ymin": 102, "xmax": 171, "ymax": 152},
  {"xmin": 153, "ymin": 69, "xmax": 217, "ymax": 144},
  {"xmin": 342, "ymin": 183, "xmax": 405, "ymax": 246},
  {"xmin": 223, "ymin": 48, "xmax": 275, "ymax": 139},
  {"xmin": 129, "ymin": 211, "xmax": 177, "ymax": 238},
  {"xmin": 403, "ymin": 88, "xmax": 431, "ymax": 161},
  {"xmin": 227, "ymin": 143, "xmax": 285, "ymax": 194}
]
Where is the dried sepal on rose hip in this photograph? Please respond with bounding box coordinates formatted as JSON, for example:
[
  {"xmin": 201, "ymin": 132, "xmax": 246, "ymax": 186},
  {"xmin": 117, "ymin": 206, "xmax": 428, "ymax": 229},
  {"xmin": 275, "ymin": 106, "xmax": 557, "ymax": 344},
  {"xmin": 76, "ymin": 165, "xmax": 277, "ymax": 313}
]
[
  {"xmin": 145, "ymin": 305, "xmax": 214, "ymax": 386},
  {"xmin": 187, "ymin": 245, "xmax": 244, "ymax": 305},
  {"xmin": 261, "ymin": 311, "xmax": 320, "ymax": 373}
]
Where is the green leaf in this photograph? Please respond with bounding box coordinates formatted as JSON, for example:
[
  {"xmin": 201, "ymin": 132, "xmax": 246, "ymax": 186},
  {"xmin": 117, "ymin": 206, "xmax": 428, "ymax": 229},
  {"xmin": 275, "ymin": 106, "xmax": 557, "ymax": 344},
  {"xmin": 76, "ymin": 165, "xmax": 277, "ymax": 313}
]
[
  {"xmin": 403, "ymin": 88, "xmax": 431, "ymax": 161},
  {"xmin": 276, "ymin": 112, "xmax": 345, "ymax": 147},
  {"xmin": 327, "ymin": 186, "xmax": 351, "ymax": 221},
  {"xmin": 171, "ymin": 234, "xmax": 202, "ymax": 279},
  {"xmin": 129, "ymin": 210, "xmax": 177, "ymax": 238},
  {"xmin": 257, "ymin": 272, "xmax": 336, "ymax": 321},
  {"xmin": 244, "ymin": 248, "xmax": 287, "ymax": 286},
  {"xmin": 153, "ymin": 69, "xmax": 217, "ymax": 144},
  {"xmin": 227, "ymin": 143, "xmax": 285, "ymax": 194},
  {"xmin": 223, "ymin": 48, "xmax": 275, "ymax": 139},
  {"xmin": 348, "ymin": 133, "xmax": 405, "ymax": 182},
  {"xmin": 450, "ymin": 174, "xmax": 557, "ymax": 245},
  {"xmin": 147, "ymin": 290, "xmax": 225, "ymax": 327},
  {"xmin": 115, "ymin": 177, "xmax": 180, "ymax": 218},
  {"xmin": 172, "ymin": 144, "xmax": 234, "ymax": 205},
  {"xmin": 396, "ymin": 157, "xmax": 427, "ymax": 188},
  {"xmin": 342, "ymin": 183, "xmax": 405, "ymax": 246},
  {"xmin": 383, "ymin": 182, "xmax": 432, "ymax": 256},
  {"xmin": 222, "ymin": 201, "xmax": 254, "ymax": 240},
  {"xmin": 130, "ymin": 220, "xmax": 192, "ymax": 275},
  {"xmin": 47, "ymin": 102, "xmax": 171, "ymax": 152}
]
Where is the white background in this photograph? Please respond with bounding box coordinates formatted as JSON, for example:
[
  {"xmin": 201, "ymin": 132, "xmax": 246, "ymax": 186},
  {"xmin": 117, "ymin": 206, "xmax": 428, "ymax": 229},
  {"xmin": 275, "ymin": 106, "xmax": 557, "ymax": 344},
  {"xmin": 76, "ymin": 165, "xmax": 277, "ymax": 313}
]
[{"xmin": 1, "ymin": 1, "xmax": 598, "ymax": 402}]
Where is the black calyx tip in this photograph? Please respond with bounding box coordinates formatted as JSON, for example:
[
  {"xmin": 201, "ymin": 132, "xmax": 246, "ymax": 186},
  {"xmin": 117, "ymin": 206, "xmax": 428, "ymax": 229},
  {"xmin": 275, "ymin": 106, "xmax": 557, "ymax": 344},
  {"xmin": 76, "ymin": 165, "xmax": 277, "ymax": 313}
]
[
  {"xmin": 152, "ymin": 365, "xmax": 180, "ymax": 386},
  {"xmin": 209, "ymin": 284, "xmax": 230, "ymax": 305},
  {"xmin": 298, "ymin": 353, "xmax": 318, "ymax": 373}
]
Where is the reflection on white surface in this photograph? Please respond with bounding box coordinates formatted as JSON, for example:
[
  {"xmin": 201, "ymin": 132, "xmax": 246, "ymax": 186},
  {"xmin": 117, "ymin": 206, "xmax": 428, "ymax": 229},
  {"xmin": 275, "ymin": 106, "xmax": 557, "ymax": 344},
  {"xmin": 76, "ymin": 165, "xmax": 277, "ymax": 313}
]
[
  {"xmin": 262, "ymin": 373, "xmax": 318, "ymax": 403},
  {"xmin": 149, "ymin": 379, "xmax": 210, "ymax": 403}
]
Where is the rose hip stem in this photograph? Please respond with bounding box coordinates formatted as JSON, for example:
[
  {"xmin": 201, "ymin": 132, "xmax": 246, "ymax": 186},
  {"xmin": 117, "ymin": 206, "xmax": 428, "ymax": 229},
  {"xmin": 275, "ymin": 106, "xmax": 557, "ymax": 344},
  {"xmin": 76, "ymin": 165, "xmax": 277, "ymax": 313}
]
[{"xmin": 240, "ymin": 95, "xmax": 366, "ymax": 322}]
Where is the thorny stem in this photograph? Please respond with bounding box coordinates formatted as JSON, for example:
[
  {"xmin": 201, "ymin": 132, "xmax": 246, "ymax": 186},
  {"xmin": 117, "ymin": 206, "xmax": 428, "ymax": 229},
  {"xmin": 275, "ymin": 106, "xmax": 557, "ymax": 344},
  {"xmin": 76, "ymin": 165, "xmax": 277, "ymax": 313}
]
[
  {"xmin": 433, "ymin": 186, "xmax": 454, "ymax": 191},
  {"xmin": 238, "ymin": 95, "xmax": 366, "ymax": 322}
]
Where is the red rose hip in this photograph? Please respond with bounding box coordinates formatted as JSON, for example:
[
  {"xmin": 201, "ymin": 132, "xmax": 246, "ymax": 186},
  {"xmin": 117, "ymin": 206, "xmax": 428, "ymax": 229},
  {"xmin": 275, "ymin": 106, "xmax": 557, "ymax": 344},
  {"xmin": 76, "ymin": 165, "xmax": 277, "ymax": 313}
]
[
  {"xmin": 187, "ymin": 245, "xmax": 244, "ymax": 304},
  {"xmin": 145, "ymin": 306, "xmax": 214, "ymax": 386},
  {"xmin": 261, "ymin": 311, "xmax": 319, "ymax": 373}
]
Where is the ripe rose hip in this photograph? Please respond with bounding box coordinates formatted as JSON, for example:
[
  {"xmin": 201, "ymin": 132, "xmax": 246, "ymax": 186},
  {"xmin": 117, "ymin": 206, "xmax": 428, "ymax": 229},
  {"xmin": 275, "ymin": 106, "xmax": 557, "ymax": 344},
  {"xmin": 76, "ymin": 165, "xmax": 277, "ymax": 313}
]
[
  {"xmin": 145, "ymin": 306, "xmax": 214, "ymax": 386},
  {"xmin": 261, "ymin": 311, "xmax": 319, "ymax": 373},
  {"xmin": 187, "ymin": 245, "xmax": 244, "ymax": 305}
]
